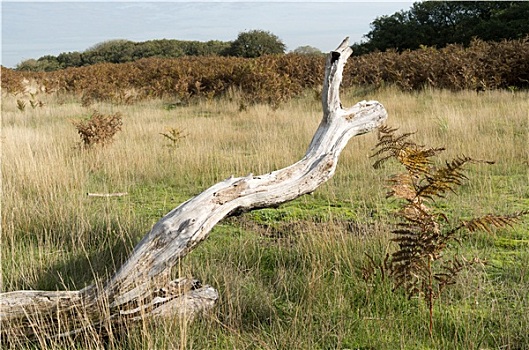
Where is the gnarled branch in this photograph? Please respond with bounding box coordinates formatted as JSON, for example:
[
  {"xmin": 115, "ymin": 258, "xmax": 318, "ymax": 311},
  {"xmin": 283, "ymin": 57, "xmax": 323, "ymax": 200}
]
[{"xmin": 0, "ymin": 37, "xmax": 387, "ymax": 344}]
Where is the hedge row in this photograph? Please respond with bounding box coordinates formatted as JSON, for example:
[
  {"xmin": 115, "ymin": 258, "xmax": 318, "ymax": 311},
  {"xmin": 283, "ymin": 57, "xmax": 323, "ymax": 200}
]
[{"xmin": 2, "ymin": 38, "xmax": 528, "ymax": 105}]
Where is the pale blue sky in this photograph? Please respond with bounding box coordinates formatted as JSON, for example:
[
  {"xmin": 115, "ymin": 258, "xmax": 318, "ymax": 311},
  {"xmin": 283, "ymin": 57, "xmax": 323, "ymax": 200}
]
[{"xmin": 1, "ymin": 1, "xmax": 415, "ymax": 68}]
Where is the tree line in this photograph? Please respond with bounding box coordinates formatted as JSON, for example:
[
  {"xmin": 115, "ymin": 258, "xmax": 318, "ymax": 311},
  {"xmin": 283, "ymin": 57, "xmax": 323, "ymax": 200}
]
[
  {"xmin": 4, "ymin": 37, "xmax": 527, "ymax": 108},
  {"xmin": 15, "ymin": 30, "xmax": 289, "ymax": 72},
  {"xmin": 13, "ymin": 2, "xmax": 529, "ymax": 72}
]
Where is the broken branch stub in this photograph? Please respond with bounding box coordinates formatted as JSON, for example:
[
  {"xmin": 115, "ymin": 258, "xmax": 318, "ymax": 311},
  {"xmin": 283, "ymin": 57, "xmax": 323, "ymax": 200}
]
[{"xmin": 0, "ymin": 37, "xmax": 387, "ymax": 343}]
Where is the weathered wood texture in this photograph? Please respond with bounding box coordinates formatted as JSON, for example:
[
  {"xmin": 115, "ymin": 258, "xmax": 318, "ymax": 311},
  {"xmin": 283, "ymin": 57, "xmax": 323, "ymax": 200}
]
[{"xmin": 0, "ymin": 37, "xmax": 387, "ymax": 343}]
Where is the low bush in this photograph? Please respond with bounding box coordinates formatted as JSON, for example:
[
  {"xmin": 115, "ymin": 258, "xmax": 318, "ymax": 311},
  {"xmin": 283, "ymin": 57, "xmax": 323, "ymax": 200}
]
[{"xmin": 72, "ymin": 110, "xmax": 123, "ymax": 148}]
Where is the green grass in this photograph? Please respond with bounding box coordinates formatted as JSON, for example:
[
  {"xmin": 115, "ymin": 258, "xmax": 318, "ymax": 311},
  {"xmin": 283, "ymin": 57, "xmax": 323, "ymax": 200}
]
[{"xmin": 1, "ymin": 86, "xmax": 528, "ymax": 349}]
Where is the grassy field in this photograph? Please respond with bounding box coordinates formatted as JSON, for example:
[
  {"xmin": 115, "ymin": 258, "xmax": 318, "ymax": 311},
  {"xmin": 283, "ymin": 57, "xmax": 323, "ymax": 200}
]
[{"xmin": 1, "ymin": 86, "xmax": 528, "ymax": 349}]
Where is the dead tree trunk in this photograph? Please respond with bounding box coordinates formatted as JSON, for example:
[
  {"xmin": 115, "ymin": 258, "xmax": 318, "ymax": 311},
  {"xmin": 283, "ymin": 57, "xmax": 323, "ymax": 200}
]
[{"xmin": 0, "ymin": 37, "xmax": 387, "ymax": 343}]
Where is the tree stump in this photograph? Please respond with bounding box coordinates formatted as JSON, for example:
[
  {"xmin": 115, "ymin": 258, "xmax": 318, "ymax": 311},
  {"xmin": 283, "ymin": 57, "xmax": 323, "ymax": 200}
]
[{"xmin": 0, "ymin": 37, "xmax": 388, "ymax": 344}]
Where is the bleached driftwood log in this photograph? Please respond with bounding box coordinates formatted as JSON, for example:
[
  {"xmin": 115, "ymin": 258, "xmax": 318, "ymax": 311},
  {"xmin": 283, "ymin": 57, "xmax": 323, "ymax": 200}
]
[{"xmin": 0, "ymin": 37, "xmax": 387, "ymax": 343}]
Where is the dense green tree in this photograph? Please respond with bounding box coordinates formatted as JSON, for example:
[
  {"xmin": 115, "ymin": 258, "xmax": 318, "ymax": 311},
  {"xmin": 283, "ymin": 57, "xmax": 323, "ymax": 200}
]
[
  {"xmin": 292, "ymin": 45, "xmax": 324, "ymax": 56},
  {"xmin": 15, "ymin": 38, "xmax": 231, "ymax": 71},
  {"xmin": 202, "ymin": 40, "xmax": 231, "ymax": 56},
  {"xmin": 57, "ymin": 51, "xmax": 83, "ymax": 68},
  {"xmin": 16, "ymin": 59, "xmax": 41, "ymax": 72},
  {"xmin": 82, "ymin": 39, "xmax": 135, "ymax": 64},
  {"xmin": 352, "ymin": 1, "xmax": 529, "ymax": 55},
  {"xmin": 16, "ymin": 55, "xmax": 61, "ymax": 72},
  {"xmin": 473, "ymin": 3, "xmax": 529, "ymax": 42},
  {"xmin": 225, "ymin": 30, "xmax": 286, "ymax": 58},
  {"xmin": 132, "ymin": 39, "xmax": 184, "ymax": 60}
]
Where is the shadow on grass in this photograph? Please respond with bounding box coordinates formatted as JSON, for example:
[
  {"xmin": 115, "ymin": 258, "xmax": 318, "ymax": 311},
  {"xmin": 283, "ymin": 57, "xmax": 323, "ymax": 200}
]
[{"xmin": 16, "ymin": 227, "xmax": 137, "ymax": 292}]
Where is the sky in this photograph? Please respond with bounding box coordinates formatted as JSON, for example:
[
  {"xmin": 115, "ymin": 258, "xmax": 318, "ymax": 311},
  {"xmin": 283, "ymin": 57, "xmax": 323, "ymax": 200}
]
[{"xmin": 1, "ymin": 1, "xmax": 415, "ymax": 68}]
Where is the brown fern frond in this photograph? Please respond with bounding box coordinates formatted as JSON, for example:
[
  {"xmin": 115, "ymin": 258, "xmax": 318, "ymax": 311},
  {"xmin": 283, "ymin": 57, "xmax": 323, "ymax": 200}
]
[
  {"xmin": 372, "ymin": 154, "xmax": 396, "ymax": 169},
  {"xmin": 372, "ymin": 126, "xmax": 418, "ymax": 169},
  {"xmin": 392, "ymin": 228, "xmax": 420, "ymax": 236},
  {"xmin": 372, "ymin": 142, "xmax": 416, "ymax": 169},
  {"xmin": 392, "ymin": 261, "xmax": 428, "ymax": 299},
  {"xmin": 391, "ymin": 250, "xmax": 424, "ymax": 265},
  {"xmin": 391, "ymin": 236, "xmax": 421, "ymax": 248},
  {"xmin": 397, "ymin": 147, "xmax": 445, "ymax": 175},
  {"xmin": 419, "ymin": 156, "xmax": 495, "ymax": 200},
  {"xmin": 376, "ymin": 124, "xmax": 399, "ymax": 136},
  {"xmin": 459, "ymin": 211, "xmax": 528, "ymax": 233},
  {"xmin": 372, "ymin": 126, "xmax": 445, "ymax": 179},
  {"xmin": 416, "ymin": 156, "xmax": 474, "ymax": 199},
  {"xmin": 371, "ymin": 137, "xmax": 416, "ymax": 153},
  {"xmin": 435, "ymin": 257, "xmax": 466, "ymax": 293}
]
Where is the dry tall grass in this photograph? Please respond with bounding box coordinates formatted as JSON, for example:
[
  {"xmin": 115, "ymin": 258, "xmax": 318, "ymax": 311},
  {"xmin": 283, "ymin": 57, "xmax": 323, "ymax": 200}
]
[{"xmin": 1, "ymin": 86, "xmax": 528, "ymax": 348}]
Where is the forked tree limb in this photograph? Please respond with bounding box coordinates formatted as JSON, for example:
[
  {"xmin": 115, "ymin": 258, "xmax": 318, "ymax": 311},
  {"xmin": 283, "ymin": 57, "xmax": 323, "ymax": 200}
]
[{"xmin": 0, "ymin": 37, "xmax": 387, "ymax": 343}]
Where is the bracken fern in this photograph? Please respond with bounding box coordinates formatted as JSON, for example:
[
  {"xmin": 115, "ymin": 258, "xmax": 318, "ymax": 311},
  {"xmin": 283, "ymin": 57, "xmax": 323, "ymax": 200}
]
[
  {"xmin": 71, "ymin": 110, "xmax": 123, "ymax": 149},
  {"xmin": 367, "ymin": 125, "xmax": 528, "ymax": 337}
]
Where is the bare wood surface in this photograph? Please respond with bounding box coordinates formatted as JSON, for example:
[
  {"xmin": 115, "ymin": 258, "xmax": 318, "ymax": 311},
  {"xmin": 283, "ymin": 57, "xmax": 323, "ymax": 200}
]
[
  {"xmin": 0, "ymin": 37, "xmax": 387, "ymax": 344},
  {"xmin": 87, "ymin": 192, "xmax": 128, "ymax": 197}
]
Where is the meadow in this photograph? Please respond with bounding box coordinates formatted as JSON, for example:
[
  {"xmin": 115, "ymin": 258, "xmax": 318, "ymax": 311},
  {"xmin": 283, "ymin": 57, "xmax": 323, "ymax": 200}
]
[{"xmin": 1, "ymin": 85, "xmax": 528, "ymax": 349}]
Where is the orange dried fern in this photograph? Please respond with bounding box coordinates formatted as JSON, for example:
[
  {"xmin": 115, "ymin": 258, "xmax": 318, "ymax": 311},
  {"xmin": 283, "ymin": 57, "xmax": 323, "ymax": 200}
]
[
  {"xmin": 368, "ymin": 125, "xmax": 527, "ymax": 337},
  {"xmin": 72, "ymin": 110, "xmax": 123, "ymax": 148}
]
